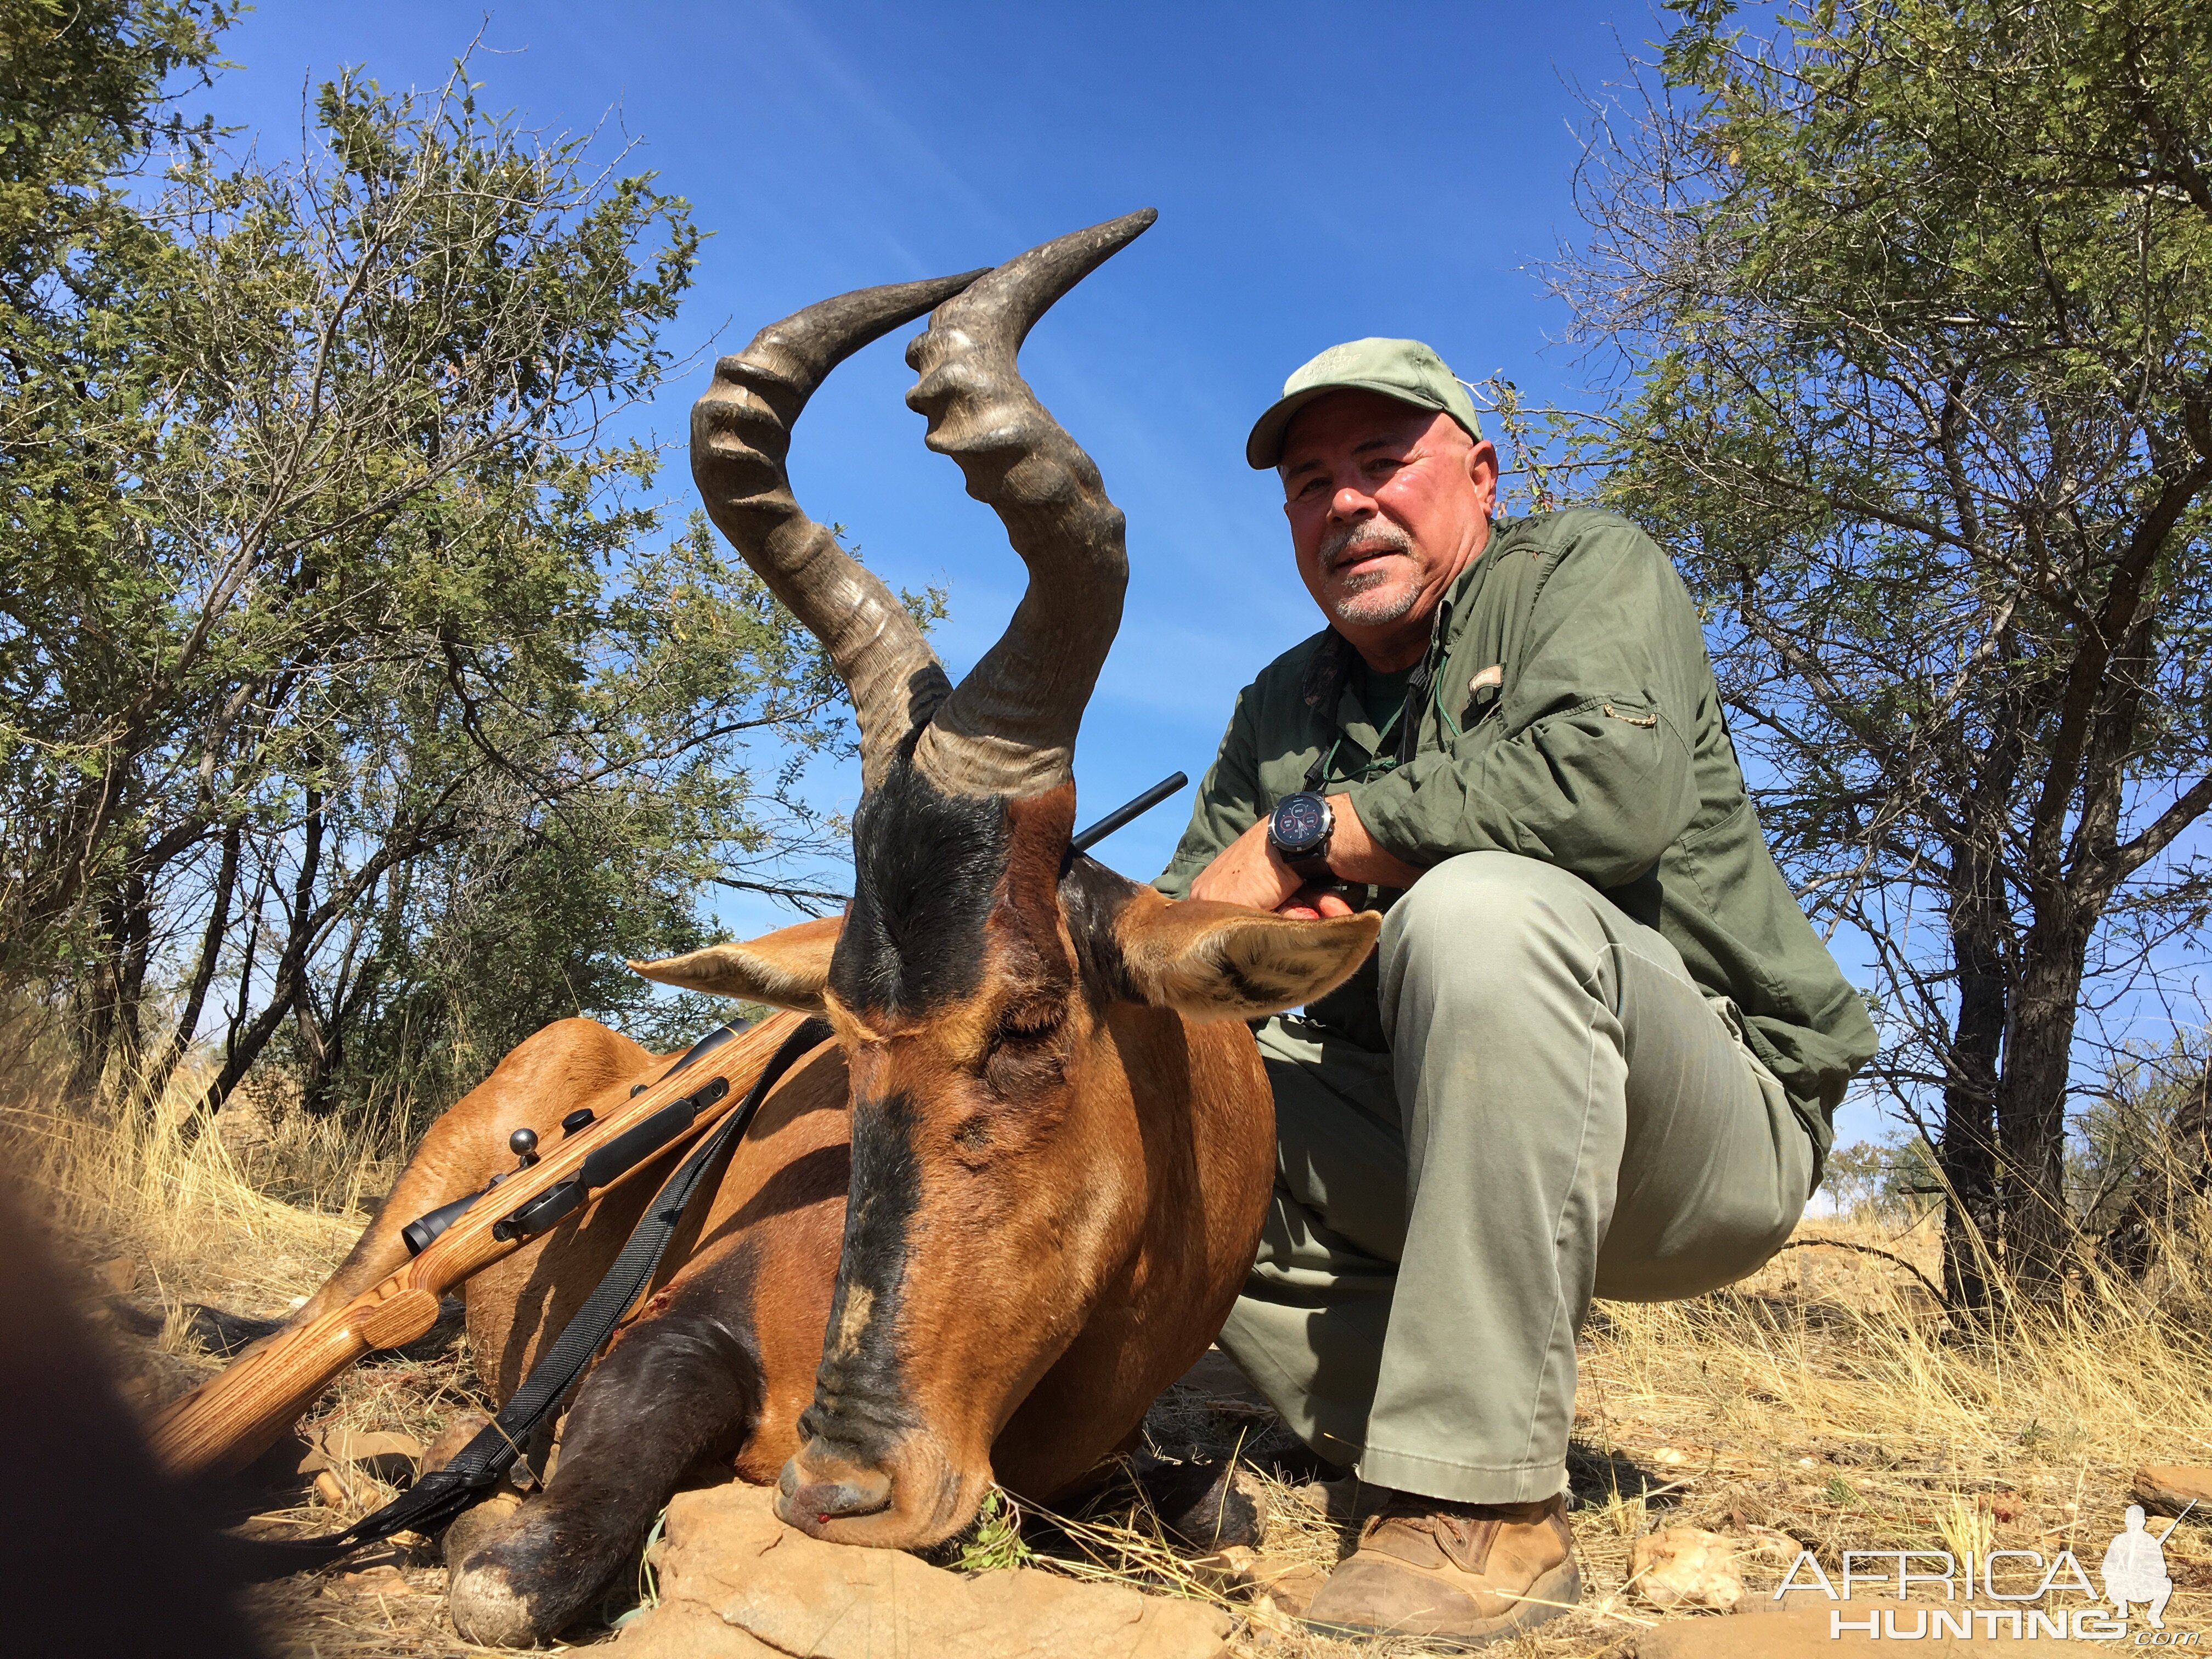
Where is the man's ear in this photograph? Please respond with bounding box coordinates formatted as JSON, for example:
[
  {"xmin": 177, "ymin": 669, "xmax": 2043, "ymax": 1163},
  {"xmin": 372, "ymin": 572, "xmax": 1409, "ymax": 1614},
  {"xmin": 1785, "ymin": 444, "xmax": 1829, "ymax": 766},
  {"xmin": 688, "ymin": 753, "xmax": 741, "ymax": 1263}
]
[
  {"xmin": 1113, "ymin": 890, "xmax": 1379, "ymax": 1022},
  {"xmin": 629, "ymin": 913, "xmax": 842, "ymax": 1013}
]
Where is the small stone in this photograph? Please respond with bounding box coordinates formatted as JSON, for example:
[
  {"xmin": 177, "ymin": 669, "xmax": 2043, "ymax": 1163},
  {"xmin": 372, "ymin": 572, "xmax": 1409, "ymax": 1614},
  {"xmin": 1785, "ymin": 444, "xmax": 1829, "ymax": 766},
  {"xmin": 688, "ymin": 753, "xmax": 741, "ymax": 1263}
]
[
  {"xmin": 99, "ymin": 1256, "xmax": 138, "ymax": 1295},
  {"xmin": 313, "ymin": 1470, "xmax": 347, "ymax": 1508},
  {"xmin": 1652, "ymin": 1446, "xmax": 1688, "ymax": 1467},
  {"xmin": 336, "ymin": 1564, "xmax": 411, "ymax": 1597},
  {"xmin": 1739, "ymin": 1526, "xmax": 1799, "ymax": 1564},
  {"xmin": 1632, "ymin": 1525, "xmax": 1745, "ymax": 1611},
  {"xmin": 1248, "ymin": 1560, "xmax": 1329, "ymax": 1617},
  {"xmin": 1184, "ymin": 1543, "xmax": 1259, "ymax": 1593}
]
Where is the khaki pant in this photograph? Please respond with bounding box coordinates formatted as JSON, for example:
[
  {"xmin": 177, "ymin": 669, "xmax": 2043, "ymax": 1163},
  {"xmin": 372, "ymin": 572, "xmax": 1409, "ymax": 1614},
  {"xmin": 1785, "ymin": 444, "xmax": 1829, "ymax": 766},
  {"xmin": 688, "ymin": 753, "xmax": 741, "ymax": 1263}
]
[{"xmin": 1220, "ymin": 851, "xmax": 1814, "ymax": 1504}]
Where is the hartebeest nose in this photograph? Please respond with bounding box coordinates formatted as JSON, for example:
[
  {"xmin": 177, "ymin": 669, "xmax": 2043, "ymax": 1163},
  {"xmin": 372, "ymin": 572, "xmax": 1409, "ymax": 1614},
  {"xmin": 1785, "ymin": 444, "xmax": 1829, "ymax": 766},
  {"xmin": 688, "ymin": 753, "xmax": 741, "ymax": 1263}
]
[{"xmin": 776, "ymin": 1458, "xmax": 893, "ymax": 1531}]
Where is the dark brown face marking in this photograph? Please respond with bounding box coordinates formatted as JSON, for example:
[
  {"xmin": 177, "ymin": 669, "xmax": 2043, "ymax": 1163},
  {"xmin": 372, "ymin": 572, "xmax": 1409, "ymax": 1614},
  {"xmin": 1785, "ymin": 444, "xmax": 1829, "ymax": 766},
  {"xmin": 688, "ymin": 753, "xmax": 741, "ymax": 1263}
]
[
  {"xmin": 794, "ymin": 771, "xmax": 1123, "ymax": 1541},
  {"xmin": 798, "ymin": 1088, "xmax": 923, "ymax": 1471},
  {"xmin": 831, "ymin": 758, "xmax": 1013, "ymax": 1015}
]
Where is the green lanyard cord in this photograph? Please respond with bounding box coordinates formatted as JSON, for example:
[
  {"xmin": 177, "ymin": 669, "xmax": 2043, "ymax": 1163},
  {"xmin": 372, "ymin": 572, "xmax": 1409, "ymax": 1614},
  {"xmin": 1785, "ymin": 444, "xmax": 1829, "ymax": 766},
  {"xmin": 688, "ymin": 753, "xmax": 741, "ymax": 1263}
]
[{"xmin": 1307, "ymin": 669, "xmax": 1462, "ymax": 791}]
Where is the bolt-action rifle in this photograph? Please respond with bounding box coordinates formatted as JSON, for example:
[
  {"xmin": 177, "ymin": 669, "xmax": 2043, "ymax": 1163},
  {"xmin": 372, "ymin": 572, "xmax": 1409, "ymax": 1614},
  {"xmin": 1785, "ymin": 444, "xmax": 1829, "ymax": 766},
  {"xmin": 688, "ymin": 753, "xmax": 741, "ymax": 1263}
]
[{"xmin": 149, "ymin": 1009, "xmax": 813, "ymax": 1481}]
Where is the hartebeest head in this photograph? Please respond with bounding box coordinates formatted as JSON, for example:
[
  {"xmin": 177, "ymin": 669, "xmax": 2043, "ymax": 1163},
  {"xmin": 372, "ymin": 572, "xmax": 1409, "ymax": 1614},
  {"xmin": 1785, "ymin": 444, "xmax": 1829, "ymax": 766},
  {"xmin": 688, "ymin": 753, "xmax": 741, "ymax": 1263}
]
[{"xmin": 633, "ymin": 213, "xmax": 1376, "ymax": 1547}]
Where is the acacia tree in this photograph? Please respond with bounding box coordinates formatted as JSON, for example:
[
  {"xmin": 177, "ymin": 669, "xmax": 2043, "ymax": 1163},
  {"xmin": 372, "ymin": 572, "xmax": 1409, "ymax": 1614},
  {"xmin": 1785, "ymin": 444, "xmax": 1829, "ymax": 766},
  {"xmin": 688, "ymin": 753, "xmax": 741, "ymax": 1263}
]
[
  {"xmin": 2, "ymin": 43, "xmax": 871, "ymax": 1127},
  {"xmin": 1550, "ymin": 0, "xmax": 2212, "ymax": 1300}
]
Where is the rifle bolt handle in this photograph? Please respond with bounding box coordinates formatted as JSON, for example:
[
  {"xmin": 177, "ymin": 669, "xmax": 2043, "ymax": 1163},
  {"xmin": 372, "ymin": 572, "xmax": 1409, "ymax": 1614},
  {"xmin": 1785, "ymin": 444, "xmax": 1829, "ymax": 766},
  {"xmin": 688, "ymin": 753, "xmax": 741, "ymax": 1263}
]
[{"xmin": 510, "ymin": 1127, "xmax": 540, "ymax": 1166}]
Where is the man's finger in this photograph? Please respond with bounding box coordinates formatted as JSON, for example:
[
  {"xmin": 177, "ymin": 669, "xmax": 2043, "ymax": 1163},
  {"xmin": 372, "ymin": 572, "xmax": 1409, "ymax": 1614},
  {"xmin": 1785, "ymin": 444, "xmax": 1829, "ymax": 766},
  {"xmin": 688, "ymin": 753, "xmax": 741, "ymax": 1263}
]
[{"xmin": 1314, "ymin": 891, "xmax": 1355, "ymax": 918}]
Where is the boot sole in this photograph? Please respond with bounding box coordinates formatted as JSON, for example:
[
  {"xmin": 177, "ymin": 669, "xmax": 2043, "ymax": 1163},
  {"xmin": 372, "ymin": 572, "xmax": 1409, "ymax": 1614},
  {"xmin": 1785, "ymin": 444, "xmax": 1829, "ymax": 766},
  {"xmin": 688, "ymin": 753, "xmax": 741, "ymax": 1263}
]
[{"xmin": 1301, "ymin": 1555, "xmax": 1583, "ymax": 1650}]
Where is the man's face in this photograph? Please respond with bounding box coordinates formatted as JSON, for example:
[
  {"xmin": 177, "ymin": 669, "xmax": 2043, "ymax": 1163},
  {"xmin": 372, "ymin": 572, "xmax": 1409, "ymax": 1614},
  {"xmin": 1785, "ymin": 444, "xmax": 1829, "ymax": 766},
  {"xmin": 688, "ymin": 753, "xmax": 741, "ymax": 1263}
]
[{"xmin": 1279, "ymin": 391, "xmax": 1498, "ymax": 640}]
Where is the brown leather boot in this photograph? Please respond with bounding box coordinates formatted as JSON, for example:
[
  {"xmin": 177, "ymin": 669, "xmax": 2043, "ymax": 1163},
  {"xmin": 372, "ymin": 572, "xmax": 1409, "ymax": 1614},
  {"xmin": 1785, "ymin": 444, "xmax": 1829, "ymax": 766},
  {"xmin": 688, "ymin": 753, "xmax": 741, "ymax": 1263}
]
[{"xmin": 1302, "ymin": 1489, "xmax": 1580, "ymax": 1647}]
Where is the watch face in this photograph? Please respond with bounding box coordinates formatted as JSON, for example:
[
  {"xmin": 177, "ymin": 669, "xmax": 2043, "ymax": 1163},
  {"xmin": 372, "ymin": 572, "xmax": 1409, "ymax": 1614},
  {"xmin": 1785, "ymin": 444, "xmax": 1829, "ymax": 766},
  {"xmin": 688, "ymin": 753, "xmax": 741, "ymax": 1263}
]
[{"xmin": 1272, "ymin": 792, "xmax": 1329, "ymax": 854}]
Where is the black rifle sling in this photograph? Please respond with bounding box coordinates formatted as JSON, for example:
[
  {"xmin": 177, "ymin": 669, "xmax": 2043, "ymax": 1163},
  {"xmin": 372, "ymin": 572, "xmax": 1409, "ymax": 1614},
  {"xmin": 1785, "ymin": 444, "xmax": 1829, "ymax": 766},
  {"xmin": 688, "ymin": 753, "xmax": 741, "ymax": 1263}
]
[{"xmin": 235, "ymin": 1015, "xmax": 833, "ymax": 1578}]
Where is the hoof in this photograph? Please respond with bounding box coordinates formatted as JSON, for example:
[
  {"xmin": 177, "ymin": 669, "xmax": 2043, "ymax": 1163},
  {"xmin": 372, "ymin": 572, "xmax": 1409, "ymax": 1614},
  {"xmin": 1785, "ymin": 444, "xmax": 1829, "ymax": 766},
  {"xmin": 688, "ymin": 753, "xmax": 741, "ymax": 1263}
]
[
  {"xmin": 445, "ymin": 1492, "xmax": 623, "ymax": 1647},
  {"xmin": 1136, "ymin": 1455, "xmax": 1268, "ymax": 1551},
  {"xmin": 445, "ymin": 1493, "xmax": 557, "ymax": 1647},
  {"xmin": 448, "ymin": 1547, "xmax": 554, "ymax": 1649}
]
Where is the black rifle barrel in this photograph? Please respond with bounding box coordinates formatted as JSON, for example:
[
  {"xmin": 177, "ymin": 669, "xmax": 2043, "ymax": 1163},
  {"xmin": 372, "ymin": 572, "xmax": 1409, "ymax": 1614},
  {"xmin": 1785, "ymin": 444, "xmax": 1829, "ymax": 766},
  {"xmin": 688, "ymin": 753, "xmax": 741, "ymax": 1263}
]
[{"xmin": 1071, "ymin": 771, "xmax": 1189, "ymax": 855}]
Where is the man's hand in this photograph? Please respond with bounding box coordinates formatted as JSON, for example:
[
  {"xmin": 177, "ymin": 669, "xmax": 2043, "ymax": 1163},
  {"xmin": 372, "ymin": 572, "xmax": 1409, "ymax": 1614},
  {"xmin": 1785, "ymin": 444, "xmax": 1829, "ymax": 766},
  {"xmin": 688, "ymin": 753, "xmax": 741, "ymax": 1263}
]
[
  {"xmin": 1188, "ymin": 795, "xmax": 1424, "ymax": 916},
  {"xmin": 1188, "ymin": 816, "xmax": 1304, "ymax": 912}
]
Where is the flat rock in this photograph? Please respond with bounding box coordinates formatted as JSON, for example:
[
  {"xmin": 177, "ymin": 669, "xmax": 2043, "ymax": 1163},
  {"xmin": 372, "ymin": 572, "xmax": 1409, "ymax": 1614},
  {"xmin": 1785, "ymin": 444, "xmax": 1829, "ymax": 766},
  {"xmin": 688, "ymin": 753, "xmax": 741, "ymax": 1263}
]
[
  {"xmin": 2135, "ymin": 1463, "xmax": 2212, "ymax": 1516},
  {"xmin": 616, "ymin": 1482, "xmax": 1231, "ymax": 1659}
]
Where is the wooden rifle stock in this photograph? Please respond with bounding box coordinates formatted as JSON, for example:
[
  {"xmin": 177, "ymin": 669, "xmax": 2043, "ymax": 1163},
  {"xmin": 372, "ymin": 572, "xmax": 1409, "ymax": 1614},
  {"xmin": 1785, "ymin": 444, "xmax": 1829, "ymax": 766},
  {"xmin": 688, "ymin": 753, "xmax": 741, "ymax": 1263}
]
[{"xmin": 149, "ymin": 1010, "xmax": 810, "ymax": 1481}]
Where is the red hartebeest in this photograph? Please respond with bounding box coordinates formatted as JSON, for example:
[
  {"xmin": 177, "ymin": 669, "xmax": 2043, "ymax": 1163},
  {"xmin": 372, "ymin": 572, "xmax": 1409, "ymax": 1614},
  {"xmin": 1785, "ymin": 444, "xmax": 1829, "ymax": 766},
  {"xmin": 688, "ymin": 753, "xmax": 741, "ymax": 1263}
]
[{"xmin": 270, "ymin": 211, "xmax": 1377, "ymax": 1646}]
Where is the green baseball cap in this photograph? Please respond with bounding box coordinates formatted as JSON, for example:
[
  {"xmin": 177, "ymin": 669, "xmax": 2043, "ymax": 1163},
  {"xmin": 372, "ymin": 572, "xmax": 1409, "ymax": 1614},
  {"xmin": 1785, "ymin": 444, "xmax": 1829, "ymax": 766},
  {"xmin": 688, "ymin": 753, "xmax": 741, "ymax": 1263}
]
[{"xmin": 1245, "ymin": 337, "xmax": 1484, "ymax": 470}]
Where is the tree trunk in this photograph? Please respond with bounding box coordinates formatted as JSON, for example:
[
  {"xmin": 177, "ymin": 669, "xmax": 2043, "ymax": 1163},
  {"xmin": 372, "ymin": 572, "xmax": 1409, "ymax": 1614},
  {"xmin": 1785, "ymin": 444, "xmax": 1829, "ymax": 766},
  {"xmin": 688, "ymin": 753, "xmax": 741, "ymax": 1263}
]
[
  {"xmin": 1995, "ymin": 909, "xmax": 2093, "ymax": 1293},
  {"xmin": 1939, "ymin": 843, "xmax": 2006, "ymax": 1313},
  {"xmin": 141, "ymin": 821, "xmax": 241, "ymax": 1110}
]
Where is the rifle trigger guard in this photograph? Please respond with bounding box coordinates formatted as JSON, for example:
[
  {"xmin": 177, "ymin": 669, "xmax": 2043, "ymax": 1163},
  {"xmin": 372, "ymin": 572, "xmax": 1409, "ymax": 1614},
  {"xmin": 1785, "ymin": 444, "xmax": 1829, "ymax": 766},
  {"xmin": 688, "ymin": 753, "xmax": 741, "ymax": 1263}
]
[{"xmin": 493, "ymin": 1178, "xmax": 584, "ymax": 1242}]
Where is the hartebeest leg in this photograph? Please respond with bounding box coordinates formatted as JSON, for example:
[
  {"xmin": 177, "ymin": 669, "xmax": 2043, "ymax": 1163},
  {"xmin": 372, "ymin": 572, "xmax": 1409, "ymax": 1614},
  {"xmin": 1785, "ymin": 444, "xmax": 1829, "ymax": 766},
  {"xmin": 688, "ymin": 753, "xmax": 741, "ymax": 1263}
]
[{"xmin": 446, "ymin": 1244, "xmax": 768, "ymax": 1647}]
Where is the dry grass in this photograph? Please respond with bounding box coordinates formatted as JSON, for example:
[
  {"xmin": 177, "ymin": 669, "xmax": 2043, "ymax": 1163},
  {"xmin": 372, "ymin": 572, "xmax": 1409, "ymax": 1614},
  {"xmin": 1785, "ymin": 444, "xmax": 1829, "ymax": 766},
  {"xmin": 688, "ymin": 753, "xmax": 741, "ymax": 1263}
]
[{"xmin": 8, "ymin": 1008, "xmax": 2209, "ymax": 1656}]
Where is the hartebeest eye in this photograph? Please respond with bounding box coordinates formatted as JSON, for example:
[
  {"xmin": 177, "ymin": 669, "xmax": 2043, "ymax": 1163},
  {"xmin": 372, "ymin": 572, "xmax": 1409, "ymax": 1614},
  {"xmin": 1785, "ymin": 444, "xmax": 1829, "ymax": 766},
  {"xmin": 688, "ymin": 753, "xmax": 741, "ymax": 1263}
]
[
  {"xmin": 982, "ymin": 998, "xmax": 1067, "ymax": 1097},
  {"xmin": 992, "ymin": 1000, "xmax": 1063, "ymax": 1046}
]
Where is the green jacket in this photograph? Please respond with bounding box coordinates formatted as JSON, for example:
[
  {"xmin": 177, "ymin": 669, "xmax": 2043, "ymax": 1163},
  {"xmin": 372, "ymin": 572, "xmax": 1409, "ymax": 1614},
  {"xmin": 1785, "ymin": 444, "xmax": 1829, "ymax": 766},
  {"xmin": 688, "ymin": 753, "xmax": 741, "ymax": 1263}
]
[{"xmin": 1155, "ymin": 508, "xmax": 1875, "ymax": 1163}]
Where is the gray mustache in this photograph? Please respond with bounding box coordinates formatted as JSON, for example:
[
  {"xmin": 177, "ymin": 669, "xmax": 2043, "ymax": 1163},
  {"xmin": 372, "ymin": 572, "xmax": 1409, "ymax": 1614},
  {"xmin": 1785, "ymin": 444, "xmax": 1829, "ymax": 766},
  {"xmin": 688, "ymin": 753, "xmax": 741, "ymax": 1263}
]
[{"xmin": 1319, "ymin": 520, "xmax": 1414, "ymax": 573}]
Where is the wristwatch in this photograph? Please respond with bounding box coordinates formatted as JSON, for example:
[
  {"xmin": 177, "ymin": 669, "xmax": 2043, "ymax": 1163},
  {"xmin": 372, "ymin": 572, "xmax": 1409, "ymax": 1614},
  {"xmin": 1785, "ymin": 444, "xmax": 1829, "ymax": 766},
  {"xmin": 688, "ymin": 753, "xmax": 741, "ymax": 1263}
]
[{"xmin": 1267, "ymin": 791, "xmax": 1336, "ymax": 883}]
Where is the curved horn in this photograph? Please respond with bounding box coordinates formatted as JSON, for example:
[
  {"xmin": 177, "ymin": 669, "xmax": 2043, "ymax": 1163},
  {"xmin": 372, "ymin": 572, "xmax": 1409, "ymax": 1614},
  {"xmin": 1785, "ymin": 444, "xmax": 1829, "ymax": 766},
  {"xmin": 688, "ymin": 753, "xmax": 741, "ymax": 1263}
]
[
  {"xmin": 903, "ymin": 209, "xmax": 1156, "ymax": 798},
  {"xmin": 692, "ymin": 270, "xmax": 988, "ymax": 789}
]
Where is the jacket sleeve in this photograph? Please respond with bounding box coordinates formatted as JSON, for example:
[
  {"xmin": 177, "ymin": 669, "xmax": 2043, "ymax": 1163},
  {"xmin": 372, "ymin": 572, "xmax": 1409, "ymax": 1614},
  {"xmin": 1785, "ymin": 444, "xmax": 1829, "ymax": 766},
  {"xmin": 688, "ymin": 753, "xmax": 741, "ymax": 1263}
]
[
  {"xmin": 1154, "ymin": 684, "xmax": 1266, "ymax": 899},
  {"xmin": 1344, "ymin": 523, "xmax": 1703, "ymax": 891}
]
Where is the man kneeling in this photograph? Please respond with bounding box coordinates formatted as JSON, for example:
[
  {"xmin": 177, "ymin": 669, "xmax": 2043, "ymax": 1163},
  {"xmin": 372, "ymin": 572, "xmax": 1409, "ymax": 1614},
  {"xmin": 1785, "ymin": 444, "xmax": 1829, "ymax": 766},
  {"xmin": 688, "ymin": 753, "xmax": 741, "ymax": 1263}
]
[{"xmin": 1156, "ymin": 338, "xmax": 1876, "ymax": 1645}]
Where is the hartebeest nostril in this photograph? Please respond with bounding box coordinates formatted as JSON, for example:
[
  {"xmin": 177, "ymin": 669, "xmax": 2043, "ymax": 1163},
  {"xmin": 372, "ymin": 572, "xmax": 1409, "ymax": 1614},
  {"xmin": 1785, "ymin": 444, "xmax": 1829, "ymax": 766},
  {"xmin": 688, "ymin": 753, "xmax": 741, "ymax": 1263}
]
[{"xmin": 777, "ymin": 1462, "xmax": 894, "ymax": 1530}]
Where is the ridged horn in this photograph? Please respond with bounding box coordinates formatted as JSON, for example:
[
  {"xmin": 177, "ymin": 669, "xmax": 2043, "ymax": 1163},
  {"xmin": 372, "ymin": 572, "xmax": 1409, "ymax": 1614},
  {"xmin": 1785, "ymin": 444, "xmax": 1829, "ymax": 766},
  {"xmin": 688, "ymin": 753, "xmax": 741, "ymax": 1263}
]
[
  {"xmin": 691, "ymin": 269, "xmax": 988, "ymax": 789},
  {"xmin": 902, "ymin": 209, "xmax": 1155, "ymax": 797}
]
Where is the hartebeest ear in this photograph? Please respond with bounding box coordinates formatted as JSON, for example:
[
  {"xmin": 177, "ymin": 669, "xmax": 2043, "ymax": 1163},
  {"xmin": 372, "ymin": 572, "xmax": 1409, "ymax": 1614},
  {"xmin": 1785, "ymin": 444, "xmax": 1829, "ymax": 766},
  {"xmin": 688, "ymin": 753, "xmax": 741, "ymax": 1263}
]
[
  {"xmin": 628, "ymin": 914, "xmax": 844, "ymax": 1013},
  {"xmin": 1113, "ymin": 890, "xmax": 1380, "ymax": 1022}
]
